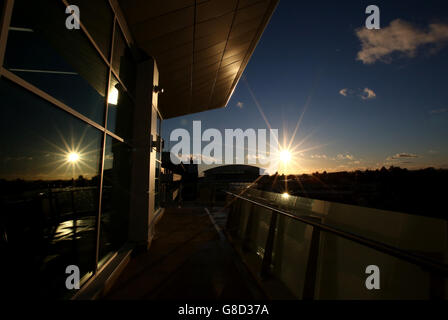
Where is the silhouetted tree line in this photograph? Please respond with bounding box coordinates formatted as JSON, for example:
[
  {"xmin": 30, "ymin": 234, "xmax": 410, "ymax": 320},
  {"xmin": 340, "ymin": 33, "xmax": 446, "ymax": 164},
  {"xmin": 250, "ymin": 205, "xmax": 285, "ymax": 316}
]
[
  {"xmin": 257, "ymin": 167, "xmax": 448, "ymax": 219},
  {"xmin": 0, "ymin": 175, "xmax": 100, "ymax": 195}
]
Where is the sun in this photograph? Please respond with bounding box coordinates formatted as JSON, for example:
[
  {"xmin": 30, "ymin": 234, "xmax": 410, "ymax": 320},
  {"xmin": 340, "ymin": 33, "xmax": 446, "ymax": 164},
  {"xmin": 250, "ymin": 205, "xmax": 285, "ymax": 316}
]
[
  {"xmin": 67, "ymin": 152, "xmax": 80, "ymax": 163},
  {"xmin": 279, "ymin": 149, "xmax": 292, "ymax": 163}
]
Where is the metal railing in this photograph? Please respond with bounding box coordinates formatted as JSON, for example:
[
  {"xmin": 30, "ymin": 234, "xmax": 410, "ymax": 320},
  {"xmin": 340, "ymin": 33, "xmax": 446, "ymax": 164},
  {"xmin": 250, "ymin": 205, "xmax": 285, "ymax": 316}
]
[{"xmin": 225, "ymin": 191, "xmax": 448, "ymax": 299}]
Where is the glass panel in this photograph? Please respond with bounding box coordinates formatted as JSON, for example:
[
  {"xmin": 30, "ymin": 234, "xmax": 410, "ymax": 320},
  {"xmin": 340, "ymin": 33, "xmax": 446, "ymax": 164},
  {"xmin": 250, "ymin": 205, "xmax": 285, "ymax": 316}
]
[
  {"xmin": 154, "ymin": 107, "xmax": 162, "ymax": 210},
  {"xmin": 70, "ymin": 0, "xmax": 114, "ymax": 59},
  {"xmin": 271, "ymin": 216, "xmax": 310, "ymax": 298},
  {"xmin": 155, "ymin": 161, "xmax": 161, "ymax": 180},
  {"xmin": 244, "ymin": 207, "xmax": 271, "ymax": 259},
  {"xmin": 112, "ymin": 26, "xmax": 136, "ymax": 95},
  {"xmin": 155, "ymin": 181, "xmax": 159, "ymax": 194},
  {"xmin": 316, "ymin": 231, "xmax": 439, "ymax": 299},
  {"xmin": 154, "ymin": 193, "xmax": 160, "ymax": 211},
  {"xmin": 0, "ymin": 77, "xmax": 102, "ymax": 299},
  {"xmin": 4, "ymin": 0, "xmax": 108, "ymax": 125},
  {"xmin": 107, "ymin": 74, "xmax": 134, "ymax": 140},
  {"xmin": 98, "ymin": 135, "xmax": 131, "ymax": 267},
  {"xmin": 156, "ymin": 114, "xmax": 162, "ymax": 137}
]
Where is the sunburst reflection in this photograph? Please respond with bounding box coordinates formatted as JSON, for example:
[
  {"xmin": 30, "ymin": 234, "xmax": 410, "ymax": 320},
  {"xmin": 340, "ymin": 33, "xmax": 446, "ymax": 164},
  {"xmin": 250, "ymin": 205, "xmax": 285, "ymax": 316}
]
[{"xmin": 39, "ymin": 126, "xmax": 100, "ymax": 180}]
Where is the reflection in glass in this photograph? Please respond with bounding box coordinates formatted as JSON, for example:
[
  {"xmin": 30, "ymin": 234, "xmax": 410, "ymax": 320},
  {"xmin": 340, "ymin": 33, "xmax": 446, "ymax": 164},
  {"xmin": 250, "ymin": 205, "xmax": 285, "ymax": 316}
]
[
  {"xmin": 4, "ymin": 0, "xmax": 108, "ymax": 125},
  {"xmin": 154, "ymin": 115, "xmax": 162, "ymax": 210},
  {"xmin": 107, "ymin": 85, "xmax": 119, "ymax": 106},
  {"xmin": 107, "ymin": 74, "xmax": 134, "ymax": 140},
  {"xmin": 69, "ymin": 0, "xmax": 114, "ymax": 59},
  {"xmin": 0, "ymin": 77, "xmax": 102, "ymax": 299},
  {"xmin": 112, "ymin": 27, "xmax": 136, "ymax": 95},
  {"xmin": 99, "ymin": 136, "xmax": 131, "ymax": 267}
]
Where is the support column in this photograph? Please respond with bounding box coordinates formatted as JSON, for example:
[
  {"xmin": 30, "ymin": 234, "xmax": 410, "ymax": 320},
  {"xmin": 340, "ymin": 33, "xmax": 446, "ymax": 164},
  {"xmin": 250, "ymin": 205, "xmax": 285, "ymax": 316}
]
[{"xmin": 128, "ymin": 58, "xmax": 158, "ymax": 249}]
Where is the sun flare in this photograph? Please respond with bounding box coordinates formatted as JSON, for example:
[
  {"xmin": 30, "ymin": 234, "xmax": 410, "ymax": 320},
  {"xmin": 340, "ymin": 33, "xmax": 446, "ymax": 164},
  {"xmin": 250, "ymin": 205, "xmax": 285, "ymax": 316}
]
[
  {"xmin": 279, "ymin": 149, "xmax": 292, "ymax": 163},
  {"xmin": 67, "ymin": 152, "xmax": 80, "ymax": 163}
]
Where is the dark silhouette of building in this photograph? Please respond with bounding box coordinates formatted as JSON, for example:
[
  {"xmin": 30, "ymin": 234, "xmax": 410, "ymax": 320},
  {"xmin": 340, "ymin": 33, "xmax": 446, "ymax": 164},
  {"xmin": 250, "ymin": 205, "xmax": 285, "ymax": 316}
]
[{"xmin": 203, "ymin": 165, "xmax": 260, "ymax": 183}]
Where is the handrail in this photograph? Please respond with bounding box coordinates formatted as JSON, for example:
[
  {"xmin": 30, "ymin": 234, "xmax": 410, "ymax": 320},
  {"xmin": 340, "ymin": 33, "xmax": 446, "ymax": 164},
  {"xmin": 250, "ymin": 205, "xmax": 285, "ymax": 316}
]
[{"xmin": 226, "ymin": 191, "xmax": 448, "ymax": 276}]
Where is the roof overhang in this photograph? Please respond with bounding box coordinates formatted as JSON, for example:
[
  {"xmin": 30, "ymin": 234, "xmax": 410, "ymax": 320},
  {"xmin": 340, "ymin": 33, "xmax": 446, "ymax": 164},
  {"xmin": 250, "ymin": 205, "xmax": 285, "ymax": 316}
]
[{"xmin": 117, "ymin": 0, "xmax": 279, "ymax": 119}]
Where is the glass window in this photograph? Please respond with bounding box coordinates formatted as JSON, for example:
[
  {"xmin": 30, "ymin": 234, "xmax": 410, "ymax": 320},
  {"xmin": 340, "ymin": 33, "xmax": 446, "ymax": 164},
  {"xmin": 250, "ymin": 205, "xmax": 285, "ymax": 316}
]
[
  {"xmin": 98, "ymin": 136, "xmax": 131, "ymax": 267},
  {"xmin": 4, "ymin": 0, "xmax": 108, "ymax": 125},
  {"xmin": 69, "ymin": 0, "xmax": 114, "ymax": 59},
  {"xmin": 112, "ymin": 27, "xmax": 136, "ymax": 95},
  {"xmin": 156, "ymin": 114, "xmax": 162, "ymax": 140},
  {"xmin": 154, "ymin": 114, "xmax": 162, "ymax": 210},
  {"xmin": 107, "ymin": 74, "xmax": 134, "ymax": 140},
  {"xmin": 155, "ymin": 114, "xmax": 162, "ymax": 160},
  {"xmin": 154, "ymin": 193, "xmax": 161, "ymax": 211},
  {"xmin": 0, "ymin": 77, "xmax": 102, "ymax": 299}
]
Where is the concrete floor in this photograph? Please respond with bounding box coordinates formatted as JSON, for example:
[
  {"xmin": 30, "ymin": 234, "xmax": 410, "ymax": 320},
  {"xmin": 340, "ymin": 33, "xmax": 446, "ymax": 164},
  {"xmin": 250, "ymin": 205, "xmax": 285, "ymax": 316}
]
[{"xmin": 104, "ymin": 206, "xmax": 266, "ymax": 300}]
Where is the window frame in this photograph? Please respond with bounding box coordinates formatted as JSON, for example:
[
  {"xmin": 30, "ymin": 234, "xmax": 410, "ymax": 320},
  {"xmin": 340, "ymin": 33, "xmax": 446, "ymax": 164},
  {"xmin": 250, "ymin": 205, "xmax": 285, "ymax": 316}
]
[{"xmin": 0, "ymin": 0, "xmax": 158, "ymax": 294}]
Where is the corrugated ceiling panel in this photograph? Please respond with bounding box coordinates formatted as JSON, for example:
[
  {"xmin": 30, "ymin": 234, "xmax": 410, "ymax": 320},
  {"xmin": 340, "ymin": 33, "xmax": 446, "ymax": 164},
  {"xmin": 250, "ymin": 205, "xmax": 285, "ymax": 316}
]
[{"xmin": 118, "ymin": 0, "xmax": 278, "ymax": 118}]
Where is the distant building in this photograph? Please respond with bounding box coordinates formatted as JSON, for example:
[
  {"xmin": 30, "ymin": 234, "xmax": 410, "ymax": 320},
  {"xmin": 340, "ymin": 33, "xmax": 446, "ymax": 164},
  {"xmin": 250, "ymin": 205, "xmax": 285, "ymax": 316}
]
[
  {"xmin": 199, "ymin": 165, "xmax": 260, "ymax": 203},
  {"xmin": 204, "ymin": 165, "xmax": 260, "ymax": 183}
]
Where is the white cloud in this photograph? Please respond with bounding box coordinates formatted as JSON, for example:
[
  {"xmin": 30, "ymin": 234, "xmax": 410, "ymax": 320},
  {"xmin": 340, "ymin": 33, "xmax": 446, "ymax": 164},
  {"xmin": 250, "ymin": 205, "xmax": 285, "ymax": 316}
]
[
  {"xmin": 310, "ymin": 153, "xmax": 356, "ymax": 161},
  {"xmin": 356, "ymin": 19, "xmax": 448, "ymax": 64},
  {"xmin": 339, "ymin": 87, "xmax": 376, "ymax": 100},
  {"xmin": 311, "ymin": 154, "xmax": 328, "ymax": 159},
  {"xmin": 336, "ymin": 153, "xmax": 355, "ymax": 161},
  {"xmin": 386, "ymin": 153, "xmax": 418, "ymax": 161},
  {"xmin": 360, "ymin": 88, "xmax": 376, "ymax": 100}
]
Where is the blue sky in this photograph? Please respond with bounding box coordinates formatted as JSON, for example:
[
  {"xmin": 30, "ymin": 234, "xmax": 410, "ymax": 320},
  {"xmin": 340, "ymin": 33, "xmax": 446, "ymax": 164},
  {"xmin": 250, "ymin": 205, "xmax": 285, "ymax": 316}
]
[{"xmin": 162, "ymin": 0, "xmax": 448, "ymax": 174}]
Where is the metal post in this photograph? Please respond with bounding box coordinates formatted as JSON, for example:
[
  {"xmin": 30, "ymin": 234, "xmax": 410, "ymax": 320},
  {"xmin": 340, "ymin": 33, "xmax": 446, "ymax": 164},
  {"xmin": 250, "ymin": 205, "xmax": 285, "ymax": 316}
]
[
  {"xmin": 261, "ymin": 210, "xmax": 278, "ymax": 279},
  {"xmin": 302, "ymin": 224, "xmax": 321, "ymax": 300},
  {"xmin": 242, "ymin": 203, "xmax": 257, "ymax": 252}
]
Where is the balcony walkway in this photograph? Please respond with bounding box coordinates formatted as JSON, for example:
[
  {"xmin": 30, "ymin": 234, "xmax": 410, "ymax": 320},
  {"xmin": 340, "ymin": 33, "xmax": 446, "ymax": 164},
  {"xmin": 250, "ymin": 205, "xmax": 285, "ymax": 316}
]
[{"xmin": 104, "ymin": 206, "xmax": 266, "ymax": 300}]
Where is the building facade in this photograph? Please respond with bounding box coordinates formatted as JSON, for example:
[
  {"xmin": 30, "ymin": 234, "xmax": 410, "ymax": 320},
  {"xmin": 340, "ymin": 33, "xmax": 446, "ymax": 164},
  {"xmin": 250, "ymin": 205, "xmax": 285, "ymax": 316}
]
[
  {"xmin": 0, "ymin": 0, "xmax": 278, "ymax": 299},
  {"xmin": 0, "ymin": 0, "xmax": 163, "ymax": 299}
]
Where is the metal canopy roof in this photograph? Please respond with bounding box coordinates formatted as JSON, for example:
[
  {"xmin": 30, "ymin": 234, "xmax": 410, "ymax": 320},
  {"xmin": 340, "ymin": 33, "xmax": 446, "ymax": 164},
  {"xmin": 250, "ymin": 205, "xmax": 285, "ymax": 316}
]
[{"xmin": 118, "ymin": 0, "xmax": 279, "ymax": 119}]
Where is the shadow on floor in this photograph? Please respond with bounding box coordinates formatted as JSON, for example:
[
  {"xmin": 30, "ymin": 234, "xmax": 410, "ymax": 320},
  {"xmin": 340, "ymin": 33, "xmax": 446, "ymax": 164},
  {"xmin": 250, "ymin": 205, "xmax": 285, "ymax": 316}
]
[{"xmin": 104, "ymin": 206, "xmax": 266, "ymax": 300}]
